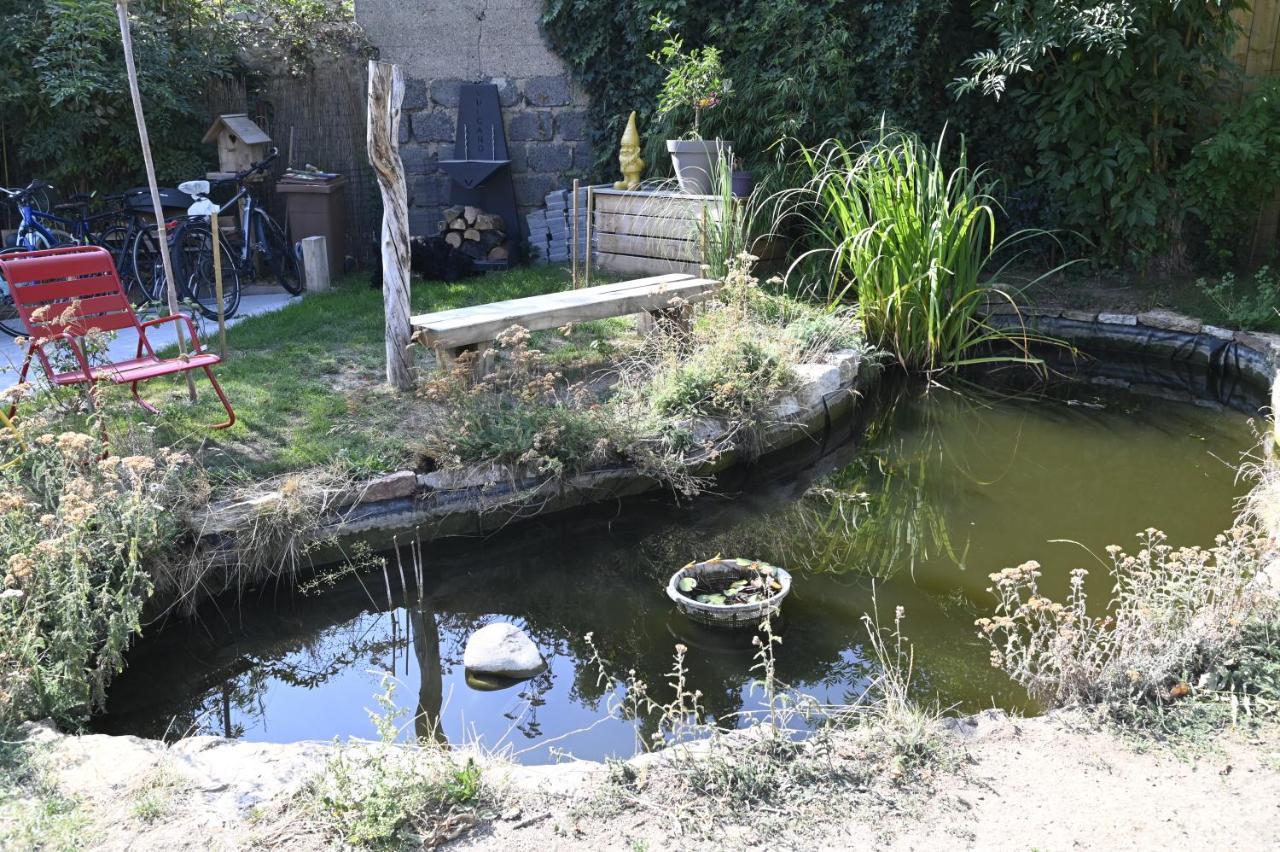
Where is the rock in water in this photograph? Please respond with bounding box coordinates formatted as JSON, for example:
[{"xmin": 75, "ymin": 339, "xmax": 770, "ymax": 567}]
[{"xmin": 463, "ymin": 623, "xmax": 546, "ymax": 679}]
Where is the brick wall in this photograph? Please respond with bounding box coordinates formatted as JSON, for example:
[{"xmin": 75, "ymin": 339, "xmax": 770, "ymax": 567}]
[{"xmin": 355, "ymin": 1, "xmax": 592, "ymax": 239}]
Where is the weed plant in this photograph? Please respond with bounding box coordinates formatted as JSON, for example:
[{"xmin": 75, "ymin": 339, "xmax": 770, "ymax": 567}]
[
  {"xmin": 0, "ymin": 412, "xmax": 199, "ymax": 733},
  {"xmin": 302, "ymin": 676, "xmax": 484, "ymax": 849},
  {"xmin": 1195, "ymin": 267, "xmax": 1280, "ymax": 331}
]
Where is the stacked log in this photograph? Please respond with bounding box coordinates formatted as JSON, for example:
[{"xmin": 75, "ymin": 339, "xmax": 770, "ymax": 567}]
[{"xmin": 437, "ymin": 205, "xmax": 508, "ymax": 262}]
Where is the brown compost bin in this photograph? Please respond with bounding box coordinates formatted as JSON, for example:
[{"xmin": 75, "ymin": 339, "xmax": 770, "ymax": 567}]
[{"xmin": 277, "ymin": 176, "xmax": 347, "ymax": 275}]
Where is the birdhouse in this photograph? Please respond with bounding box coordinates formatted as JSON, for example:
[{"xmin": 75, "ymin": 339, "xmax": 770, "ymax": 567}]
[{"xmin": 202, "ymin": 114, "xmax": 271, "ymax": 179}]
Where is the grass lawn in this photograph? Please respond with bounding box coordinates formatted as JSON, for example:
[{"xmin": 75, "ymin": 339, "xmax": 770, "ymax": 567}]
[{"xmin": 83, "ymin": 265, "xmax": 586, "ymax": 482}]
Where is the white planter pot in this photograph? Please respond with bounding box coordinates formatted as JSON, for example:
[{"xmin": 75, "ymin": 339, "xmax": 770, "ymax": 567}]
[{"xmin": 667, "ymin": 139, "xmax": 733, "ymax": 196}]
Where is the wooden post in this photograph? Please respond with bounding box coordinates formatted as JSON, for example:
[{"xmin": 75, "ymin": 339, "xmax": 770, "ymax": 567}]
[
  {"xmin": 301, "ymin": 236, "xmax": 331, "ymax": 293},
  {"xmin": 115, "ymin": 0, "xmax": 196, "ymax": 401},
  {"xmin": 367, "ymin": 61, "xmax": 413, "ymax": 391},
  {"xmin": 585, "ymin": 186, "xmax": 593, "ymax": 289},
  {"xmin": 210, "ymin": 211, "xmax": 227, "ymax": 358},
  {"xmin": 571, "ymin": 178, "xmax": 580, "ymax": 288}
]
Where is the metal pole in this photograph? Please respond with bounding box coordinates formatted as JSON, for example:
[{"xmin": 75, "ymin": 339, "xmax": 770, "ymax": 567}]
[
  {"xmin": 115, "ymin": 0, "xmax": 196, "ymax": 401},
  {"xmin": 585, "ymin": 186, "xmax": 593, "ymax": 289},
  {"xmin": 571, "ymin": 178, "xmax": 580, "ymax": 289}
]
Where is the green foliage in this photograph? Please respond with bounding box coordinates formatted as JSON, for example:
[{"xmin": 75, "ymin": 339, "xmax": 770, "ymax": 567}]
[
  {"xmin": 778, "ymin": 127, "xmax": 1047, "ymax": 373},
  {"xmin": 956, "ymin": 0, "xmax": 1247, "ymax": 267},
  {"xmin": 0, "ymin": 742, "xmax": 92, "ymax": 851},
  {"xmin": 540, "ymin": 0, "xmax": 1013, "ymax": 183},
  {"xmin": 647, "ymin": 13, "xmax": 729, "ymax": 137},
  {"xmin": 647, "ymin": 332, "xmax": 792, "ymax": 420},
  {"xmin": 1196, "ymin": 266, "xmax": 1280, "ymax": 330},
  {"xmin": 1179, "ymin": 82, "xmax": 1280, "ymax": 266},
  {"xmin": 0, "ymin": 0, "xmax": 365, "ymax": 194},
  {"xmin": 0, "ymin": 422, "xmax": 196, "ymax": 733}
]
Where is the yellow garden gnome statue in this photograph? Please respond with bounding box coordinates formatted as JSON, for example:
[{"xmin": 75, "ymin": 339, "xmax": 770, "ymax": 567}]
[{"xmin": 614, "ymin": 111, "xmax": 645, "ymax": 191}]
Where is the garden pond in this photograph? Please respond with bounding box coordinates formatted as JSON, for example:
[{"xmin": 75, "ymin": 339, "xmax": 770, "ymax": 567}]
[{"xmin": 97, "ymin": 358, "xmax": 1264, "ymax": 763}]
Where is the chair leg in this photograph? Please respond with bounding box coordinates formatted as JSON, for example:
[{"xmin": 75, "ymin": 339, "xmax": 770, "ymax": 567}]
[
  {"xmin": 201, "ymin": 367, "xmax": 236, "ymax": 430},
  {"xmin": 5, "ymin": 351, "xmax": 34, "ymax": 424},
  {"xmin": 130, "ymin": 380, "xmax": 161, "ymax": 415}
]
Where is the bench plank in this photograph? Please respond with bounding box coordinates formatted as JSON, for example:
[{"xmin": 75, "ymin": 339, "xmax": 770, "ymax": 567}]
[{"xmin": 412, "ymin": 274, "xmax": 718, "ymax": 350}]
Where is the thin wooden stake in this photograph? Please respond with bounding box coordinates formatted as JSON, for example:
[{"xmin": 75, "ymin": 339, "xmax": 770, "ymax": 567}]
[
  {"xmin": 116, "ymin": 0, "xmax": 196, "ymax": 401},
  {"xmin": 571, "ymin": 178, "xmax": 580, "ymax": 289},
  {"xmin": 211, "ymin": 210, "xmax": 227, "ymax": 358}
]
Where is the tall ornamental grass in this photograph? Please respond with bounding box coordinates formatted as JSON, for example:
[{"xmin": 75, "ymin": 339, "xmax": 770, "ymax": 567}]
[{"xmin": 778, "ymin": 127, "xmax": 1054, "ymax": 374}]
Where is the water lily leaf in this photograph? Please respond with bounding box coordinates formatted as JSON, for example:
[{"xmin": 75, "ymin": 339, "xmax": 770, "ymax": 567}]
[
  {"xmin": 696, "ymin": 594, "xmax": 712, "ymax": 604},
  {"xmin": 735, "ymin": 558, "xmax": 752, "ymax": 567},
  {"xmin": 679, "ymin": 577, "xmax": 697, "ymax": 593},
  {"xmin": 706, "ymin": 594, "xmax": 727, "ymax": 605}
]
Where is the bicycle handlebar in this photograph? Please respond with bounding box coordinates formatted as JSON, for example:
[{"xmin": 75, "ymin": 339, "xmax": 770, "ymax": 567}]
[{"xmin": 0, "ymin": 179, "xmax": 53, "ymax": 201}]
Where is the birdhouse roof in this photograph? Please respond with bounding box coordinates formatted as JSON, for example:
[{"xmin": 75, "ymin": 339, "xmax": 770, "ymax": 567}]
[{"xmin": 202, "ymin": 114, "xmax": 271, "ymax": 145}]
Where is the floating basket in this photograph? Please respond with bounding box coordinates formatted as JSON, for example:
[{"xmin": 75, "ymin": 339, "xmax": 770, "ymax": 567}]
[{"xmin": 666, "ymin": 558, "xmax": 792, "ymax": 629}]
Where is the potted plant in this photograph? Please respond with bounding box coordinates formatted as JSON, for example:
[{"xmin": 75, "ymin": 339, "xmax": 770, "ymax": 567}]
[{"xmin": 649, "ymin": 13, "xmax": 732, "ymax": 195}]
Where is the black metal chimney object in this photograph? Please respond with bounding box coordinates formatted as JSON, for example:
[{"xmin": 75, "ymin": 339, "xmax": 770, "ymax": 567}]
[{"xmin": 437, "ymin": 83, "xmax": 520, "ymax": 267}]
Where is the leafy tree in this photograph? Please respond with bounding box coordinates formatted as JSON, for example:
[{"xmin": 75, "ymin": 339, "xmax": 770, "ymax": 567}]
[{"xmin": 955, "ymin": 0, "xmax": 1246, "ymax": 269}]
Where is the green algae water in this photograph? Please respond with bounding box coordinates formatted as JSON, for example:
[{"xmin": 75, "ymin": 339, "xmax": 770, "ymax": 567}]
[{"xmin": 97, "ymin": 372, "xmax": 1259, "ymax": 762}]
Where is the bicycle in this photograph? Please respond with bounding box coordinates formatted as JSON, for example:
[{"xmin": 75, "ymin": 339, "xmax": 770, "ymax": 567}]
[{"xmin": 160, "ymin": 148, "xmax": 303, "ymax": 303}]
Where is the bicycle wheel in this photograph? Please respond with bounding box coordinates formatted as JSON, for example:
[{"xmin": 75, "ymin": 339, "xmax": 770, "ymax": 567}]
[
  {"xmin": 97, "ymin": 225, "xmax": 147, "ymax": 304},
  {"xmin": 179, "ymin": 223, "xmax": 242, "ymax": 321},
  {"xmin": 0, "ymin": 247, "xmax": 29, "ymax": 337},
  {"xmin": 256, "ymin": 212, "xmax": 303, "ymax": 295},
  {"xmin": 130, "ymin": 225, "xmax": 163, "ymax": 303}
]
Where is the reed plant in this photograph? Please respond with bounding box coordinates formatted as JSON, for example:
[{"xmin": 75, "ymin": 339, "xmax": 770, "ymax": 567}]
[{"xmin": 776, "ymin": 125, "xmax": 1057, "ymax": 374}]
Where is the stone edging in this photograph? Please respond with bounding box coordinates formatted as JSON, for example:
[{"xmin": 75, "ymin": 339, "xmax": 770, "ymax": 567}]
[{"xmin": 194, "ymin": 349, "xmax": 877, "ymax": 570}]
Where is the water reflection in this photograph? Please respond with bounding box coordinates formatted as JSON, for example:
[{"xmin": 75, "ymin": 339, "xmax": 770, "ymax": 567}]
[{"xmin": 98, "ymin": 372, "xmax": 1259, "ymax": 762}]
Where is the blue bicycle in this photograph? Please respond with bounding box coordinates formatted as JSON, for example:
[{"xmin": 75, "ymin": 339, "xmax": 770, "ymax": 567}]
[{"xmin": 1, "ymin": 181, "xmax": 162, "ymax": 335}]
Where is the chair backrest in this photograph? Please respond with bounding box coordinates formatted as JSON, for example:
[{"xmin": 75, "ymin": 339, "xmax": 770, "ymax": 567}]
[{"xmin": 0, "ymin": 245, "xmax": 140, "ymax": 339}]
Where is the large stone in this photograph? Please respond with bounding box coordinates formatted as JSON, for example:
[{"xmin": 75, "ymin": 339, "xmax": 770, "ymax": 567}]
[
  {"xmin": 402, "ymin": 77, "xmax": 430, "ymax": 110},
  {"xmin": 828, "ymin": 349, "xmax": 862, "ymax": 384},
  {"xmin": 508, "ymin": 111, "xmax": 553, "ymax": 142},
  {"xmin": 556, "ymin": 110, "xmax": 588, "ymax": 141},
  {"xmin": 514, "ymin": 173, "xmax": 560, "ymax": 207},
  {"xmin": 527, "ymin": 142, "xmax": 573, "ymax": 173},
  {"xmin": 463, "ymin": 622, "xmax": 546, "ymax": 678},
  {"xmin": 411, "ymin": 111, "xmax": 454, "ymax": 143},
  {"xmin": 359, "ymin": 470, "xmax": 418, "ymax": 503},
  {"xmin": 491, "ymin": 77, "xmax": 520, "ymax": 107},
  {"xmin": 1137, "ymin": 309, "xmax": 1202, "ymax": 334},
  {"xmin": 430, "ymin": 79, "xmax": 461, "ymax": 108},
  {"xmin": 1097, "ymin": 312, "xmax": 1138, "ymax": 326},
  {"xmin": 791, "ymin": 363, "xmax": 843, "ymax": 408},
  {"xmin": 524, "ymin": 75, "xmax": 571, "ymax": 106}
]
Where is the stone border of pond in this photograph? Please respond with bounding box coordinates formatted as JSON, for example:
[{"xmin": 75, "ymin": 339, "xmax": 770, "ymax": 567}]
[{"xmin": 191, "ymin": 347, "xmax": 877, "ymax": 580}]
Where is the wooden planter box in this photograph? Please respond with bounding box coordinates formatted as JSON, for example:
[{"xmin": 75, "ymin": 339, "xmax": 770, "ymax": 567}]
[{"xmin": 591, "ymin": 188, "xmax": 783, "ymax": 277}]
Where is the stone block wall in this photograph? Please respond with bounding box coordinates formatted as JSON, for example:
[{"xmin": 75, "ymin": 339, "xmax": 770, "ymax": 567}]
[{"xmin": 355, "ymin": 1, "xmax": 593, "ymax": 240}]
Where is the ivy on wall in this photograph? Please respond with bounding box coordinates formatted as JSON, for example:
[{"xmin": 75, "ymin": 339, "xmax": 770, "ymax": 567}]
[{"xmin": 539, "ymin": 0, "xmax": 1019, "ymax": 186}]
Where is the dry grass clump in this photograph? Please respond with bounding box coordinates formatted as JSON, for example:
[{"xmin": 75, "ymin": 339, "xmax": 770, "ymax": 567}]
[{"xmin": 978, "ymin": 525, "xmax": 1277, "ymax": 717}]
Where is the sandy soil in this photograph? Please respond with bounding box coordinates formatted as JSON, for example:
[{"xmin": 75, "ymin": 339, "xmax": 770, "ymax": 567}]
[{"xmin": 17, "ymin": 709, "xmax": 1280, "ymax": 851}]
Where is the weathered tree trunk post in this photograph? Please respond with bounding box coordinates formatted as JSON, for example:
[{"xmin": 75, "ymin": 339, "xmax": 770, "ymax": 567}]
[{"xmin": 367, "ymin": 61, "xmax": 413, "ymax": 391}]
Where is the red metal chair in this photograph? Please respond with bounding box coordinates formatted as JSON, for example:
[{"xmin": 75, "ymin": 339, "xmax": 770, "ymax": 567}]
[{"xmin": 0, "ymin": 245, "xmax": 235, "ymax": 429}]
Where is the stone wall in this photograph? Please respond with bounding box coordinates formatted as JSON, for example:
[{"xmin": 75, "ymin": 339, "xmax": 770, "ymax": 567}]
[{"xmin": 354, "ymin": 0, "xmax": 591, "ymax": 238}]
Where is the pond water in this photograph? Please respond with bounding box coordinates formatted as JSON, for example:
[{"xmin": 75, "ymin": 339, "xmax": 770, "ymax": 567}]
[{"xmin": 97, "ymin": 364, "xmax": 1262, "ymax": 763}]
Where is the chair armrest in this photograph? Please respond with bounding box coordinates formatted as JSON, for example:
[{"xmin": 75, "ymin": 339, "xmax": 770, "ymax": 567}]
[
  {"xmin": 28, "ymin": 331, "xmax": 94, "ymax": 380},
  {"xmin": 137, "ymin": 314, "xmax": 204, "ymax": 359}
]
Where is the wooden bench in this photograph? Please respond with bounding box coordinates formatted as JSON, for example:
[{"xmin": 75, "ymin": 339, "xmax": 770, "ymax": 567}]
[{"xmin": 411, "ymin": 272, "xmax": 720, "ymax": 365}]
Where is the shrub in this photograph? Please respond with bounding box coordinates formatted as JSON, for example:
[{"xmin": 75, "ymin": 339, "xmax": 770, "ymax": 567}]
[
  {"xmin": 0, "ymin": 420, "xmax": 197, "ymax": 732},
  {"xmin": 648, "ymin": 13, "xmax": 729, "ymax": 137},
  {"xmin": 1179, "ymin": 81, "xmax": 1280, "ymax": 267},
  {"xmin": 976, "ymin": 527, "xmax": 1275, "ymax": 712}
]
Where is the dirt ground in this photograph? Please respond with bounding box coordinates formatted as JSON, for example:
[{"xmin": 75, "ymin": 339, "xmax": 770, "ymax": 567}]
[{"xmin": 17, "ymin": 708, "xmax": 1280, "ymax": 851}]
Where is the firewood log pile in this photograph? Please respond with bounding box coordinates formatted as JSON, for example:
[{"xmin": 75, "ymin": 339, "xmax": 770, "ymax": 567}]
[{"xmin": 437, "ymin": 205, "xmax": 508, "ymax": 262}]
